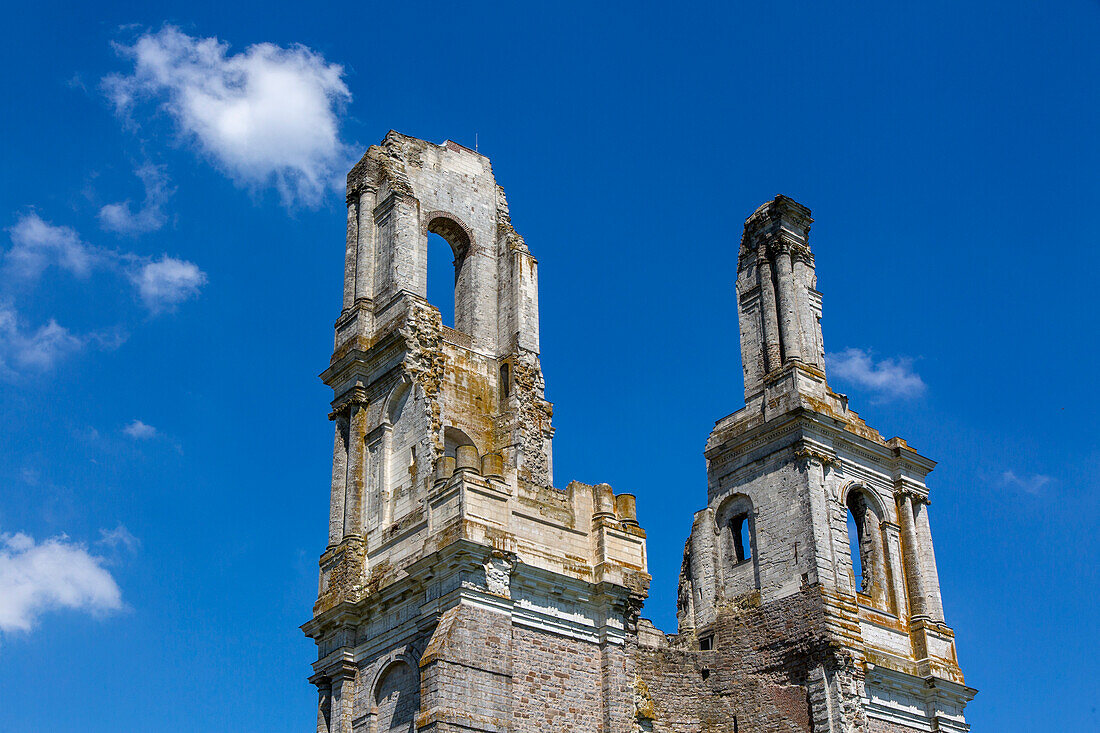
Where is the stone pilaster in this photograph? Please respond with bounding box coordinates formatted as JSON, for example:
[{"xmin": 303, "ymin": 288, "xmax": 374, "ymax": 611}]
[
  {"xmin": 354, "ymin": 186, "xmax": 376, "ymax": 304},
  {"xmin": 342, "ymin": 194, "xmax": 358, "ymax": 311},
  {"xmin": 309, "ymin": 674, "xmax": 332, "ymax": 733},
  {"xmin": 756, "ymin": 253, "xmax": 782, "ymax": 373},
  {"xmin": 328, "ymin": 414, "xmax": 349, "ymax": 547},
  {"xmin": 329, "ymin": 663, "xmax": 357, "ymax": 733}
]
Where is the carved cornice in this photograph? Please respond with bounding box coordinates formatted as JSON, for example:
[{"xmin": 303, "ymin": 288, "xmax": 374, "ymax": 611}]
[
  {"xmin": 329, "ymin": 384, "xmax": 369, "ymax": 420},
  {"xmin": 308, "ymin": 671, "xmax": 333, "ymax": 689},
  {"xmin": 740, "ymin": 195, "xmax": 813, "ymax": 261},
  {"xmin": 322, "ymin": 659, "xmax": 358, "ymax": 681}
]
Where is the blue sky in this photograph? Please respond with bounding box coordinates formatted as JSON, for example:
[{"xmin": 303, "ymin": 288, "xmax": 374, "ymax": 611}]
[{"xmin": 1, "ymin": 2, "xmax": 1097, "ymax": 730}]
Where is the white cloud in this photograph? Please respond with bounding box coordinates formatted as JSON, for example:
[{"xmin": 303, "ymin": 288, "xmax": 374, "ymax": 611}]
[
  {"xmin": 0, "ymin": 530, "xmax": 123, "ymax": 634},
  {"xmin": 1000, "ymin": 471, "xmax": 1053, "ymax": 496},
  {"xmin": 0, "ymin": 306, "xmax": 85, "ymax": 375},
  {"xmin": 5, "ymin": 213, "xmax": 99, "ymax": 281},
  {"xmin": 129, "ymin": 255, "xmax": 206, "ymax": 313},
  {"xmin": 826, "ymin": 347, "xmax": 926, "ymax": 400},
  {"xmin": 105, "ymin": 26, "xmax": 352, "ymax": 205},
  {"xmin": 99, "ymin": 162, "xmax": 173, "ymax": 235},
  {"xmin": 122, "ymin": 419, "xmax": 157, "ymax": 440}
]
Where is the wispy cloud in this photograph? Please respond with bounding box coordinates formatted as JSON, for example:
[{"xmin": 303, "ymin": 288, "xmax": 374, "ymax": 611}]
[
  {"xmin": 130, "ymin": 255, "xmax": 206, "ymax": 313},
  {"xmin": 99, "ymin": 162, "xmax": 173, "ymax": 235},
  {"xmin": 122, "ymin": 419, "xmax": 157, "ymax": 440},
  {"xmin": 97, "ymin": 524, "xmax": 140, "ymax": 553},
  {"xmin": 1000, "ymin": 470, "xmax": 1053, "ymax": 496},
  {"xmin": 0, "ymin": 303, "xmax": 128, "ymax": 378},
  {"xmin": 104, "ymin": 26, "xmax": 352, "ymax": 205},
  {"xmin": 5, "ymin": 213, "xmax": 100, "ymax": 281},
  {"xmin": 0, "ymin": 212, "xmax": 202, "ymax": 377},
  {"xmin": 0, "ymin": 305, "xmax": 86, "ymax": 375},
  {"xmin": 4, "ymin": 213, "xmax": 207, "ymax": 315},
  {"xmin": 826, "ymin": 347, "xmax": 926, "ymax": 400},
  {"xmin": 0, "ymin": 530, "xmax": 124, "ymax": 634}
]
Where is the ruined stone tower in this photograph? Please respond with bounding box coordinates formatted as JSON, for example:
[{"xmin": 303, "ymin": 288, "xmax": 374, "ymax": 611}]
[
  {"xmin": 304, "ymin": 136, "xmax": 973, "ymax": 732},
  {"xmin": 303, "ymin": 132, "xmax": 649, "ymax": 733},
  {"xmin": 633, "ymin": 196, "xmax": 974, "ymax": 732}
]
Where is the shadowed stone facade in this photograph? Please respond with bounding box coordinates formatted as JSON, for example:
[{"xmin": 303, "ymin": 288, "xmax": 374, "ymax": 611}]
[{"xmin": 303, "ymin": 133, "xmax": 974, "ymax": 732}]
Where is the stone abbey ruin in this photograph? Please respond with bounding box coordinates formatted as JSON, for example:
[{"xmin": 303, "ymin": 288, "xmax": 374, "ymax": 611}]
[{"xmin": 302, "ymin": 132, "xmax": 974, "ymax": 733}]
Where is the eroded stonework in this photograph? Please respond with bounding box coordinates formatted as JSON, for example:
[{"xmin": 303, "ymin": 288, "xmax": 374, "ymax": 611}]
[{"xmin": 303, "ymin": 134, "xmax": 974, "ymax": 732}]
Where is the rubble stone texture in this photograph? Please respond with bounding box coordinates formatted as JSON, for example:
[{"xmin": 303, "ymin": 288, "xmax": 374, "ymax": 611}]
[{"xmin": 303, "ymin": 133, "xmax": 975, "ymax": 733}]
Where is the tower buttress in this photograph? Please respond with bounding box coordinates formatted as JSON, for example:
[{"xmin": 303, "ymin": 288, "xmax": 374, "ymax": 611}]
[{"xmin": 736, "ymin": 195, "xmax": 825, "ymax": 402}]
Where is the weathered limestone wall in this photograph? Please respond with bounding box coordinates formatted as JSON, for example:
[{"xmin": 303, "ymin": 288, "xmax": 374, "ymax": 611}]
[{"xmin": 707, "ymin": 451, "xmax": 819, "ymax": 603}]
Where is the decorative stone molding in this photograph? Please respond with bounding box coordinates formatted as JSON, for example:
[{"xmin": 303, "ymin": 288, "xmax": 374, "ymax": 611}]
[
  {"xmin": 795, "ymin": 442, "xmax": 836, "ymax": 467},
  {"xmin": 893, "ymin": 486, "xmax": 930, "ymax": 506}
]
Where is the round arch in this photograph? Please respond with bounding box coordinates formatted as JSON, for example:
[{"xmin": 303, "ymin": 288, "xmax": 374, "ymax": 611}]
[
  {"xmin": 423, "ymin": 211, "xmax": 475, "ymax": 261},
  {"xmin": 382, "ymin": 376, "xmax": 414, "ymax": 426},
  {"xmin": 839, "ymin": 481, "xmax": 887, "ymax": 520},
  {"xmin": 371, "ymin": 658, "xmax": 419, "ymax": 733}
]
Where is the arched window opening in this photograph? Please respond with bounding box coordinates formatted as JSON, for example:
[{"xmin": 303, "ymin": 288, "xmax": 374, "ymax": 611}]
[
  {"xmin": 426, "ymin": 215, "xmax": 472, "ymax": 334},
  {"xmin": 715, "ymin": 493, "xmax": 759, "ymax": 596},
  {"xmin": 427, "ymin": 231, "xmax": 457, "ymax": 328},
  {"xmin": 845, "ymin": 488, "xmax": 888, "ymax": 609},
  {"xmin": 847, "ymin": 509, "xmax": 864, "ymax": 592},
  {"xmin": 499, "ymin": 362, "xmax": 511, "ymax": 402},
  {"xmin": 734, "ymin": 514, "xmax": 752, "ymax": 562},
  {"xmin": 375, "ymin": 661, "xmax": 418, "ymax": 733}
]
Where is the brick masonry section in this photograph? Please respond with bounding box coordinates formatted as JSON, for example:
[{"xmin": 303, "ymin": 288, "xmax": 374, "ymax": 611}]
[{"xmin": 633, "ymin": 588, "xmax": 834, "ymax": 733}]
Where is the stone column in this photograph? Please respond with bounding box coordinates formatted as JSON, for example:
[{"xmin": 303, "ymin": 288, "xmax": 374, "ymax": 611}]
[
  {"xmin": 773, "ymin": 246, "xmax": 803, "ymax": 363},
  {"xmin": 867, "ymin": 511, "xmax": 889, "ymax": 609},
  {"xmin": 354, "ymin": 187, "xmax": 376, "ymax": 303},
  {"xmin": 895, "ymin": 490, "xmax": 929, "ymax": 620},
  {"xmin": 756, "ymin": 252, "xmax": 783, "ymax": 372},
  {"xmin": 913, "ymin": 499, "xmax": 946, "ymax": 622},
  {"xmin": 342, "ymin": 195, "xmax": 358, "ymax": 310},
  {"xmin": 328, "ymin": 414, "xmax": 349, "ymax": 547},
  {"xmin": 343, "ymin": 402, "xmax": 368, "ymax": 538}
]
